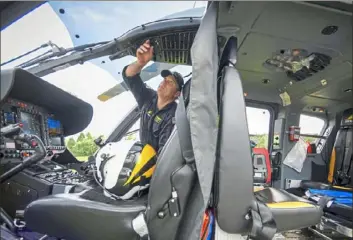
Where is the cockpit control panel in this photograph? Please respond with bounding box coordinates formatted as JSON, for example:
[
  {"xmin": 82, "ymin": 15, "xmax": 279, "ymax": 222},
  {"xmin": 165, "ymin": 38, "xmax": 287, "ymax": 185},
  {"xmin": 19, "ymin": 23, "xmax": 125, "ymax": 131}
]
[{"xmin": 1, "ymin": 98, "xmax": 66, "ymax": 161}]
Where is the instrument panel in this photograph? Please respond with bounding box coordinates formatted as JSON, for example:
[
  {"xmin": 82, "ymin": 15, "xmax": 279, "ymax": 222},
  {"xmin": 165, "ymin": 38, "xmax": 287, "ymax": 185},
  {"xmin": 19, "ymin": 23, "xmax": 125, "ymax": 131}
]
[{"xmin": 1, "ymin": 98, "xmax": 66, "ymax": 160}]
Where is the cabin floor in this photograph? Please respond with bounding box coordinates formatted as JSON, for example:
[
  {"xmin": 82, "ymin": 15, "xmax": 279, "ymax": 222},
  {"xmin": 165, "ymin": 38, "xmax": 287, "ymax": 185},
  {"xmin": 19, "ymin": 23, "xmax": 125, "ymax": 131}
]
[
  {"xmin": 240, "ymin": 229, "xmax": 348, "ymax": 239},
  {"xmin": 228, "ymin": 232, "xmax": 299, "ymax": 240}
]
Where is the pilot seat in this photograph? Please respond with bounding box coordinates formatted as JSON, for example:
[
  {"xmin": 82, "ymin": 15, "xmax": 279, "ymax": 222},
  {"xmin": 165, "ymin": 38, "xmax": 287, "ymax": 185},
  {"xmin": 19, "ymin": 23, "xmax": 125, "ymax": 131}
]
[
  {"xmin": 23, "ymin": 4, "xmax": 325, "ymax": 240},
  {"xmin": 23, "ymin": 78, "xmax": 193, "ymax": 240},
  {"xmin": 213, "ymin": 65, "xmax": 323, "ymax": 239}
]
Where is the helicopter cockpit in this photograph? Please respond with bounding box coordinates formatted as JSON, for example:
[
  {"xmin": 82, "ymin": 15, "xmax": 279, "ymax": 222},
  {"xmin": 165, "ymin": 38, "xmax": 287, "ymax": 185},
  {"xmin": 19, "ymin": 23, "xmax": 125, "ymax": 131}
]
[{"xmin": 1, "ymin": 1, "xmax": 352, "ymax": 240}]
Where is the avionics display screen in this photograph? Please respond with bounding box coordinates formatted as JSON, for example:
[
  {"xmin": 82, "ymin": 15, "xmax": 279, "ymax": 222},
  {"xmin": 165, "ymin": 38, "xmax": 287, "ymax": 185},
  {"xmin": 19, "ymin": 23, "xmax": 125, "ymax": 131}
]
[
  {"xmin": 47, "ymin": 118, "xmax": 62, "ymax": 135},
  {"xmin": 3, "ymin": 112, "xmax": 16, "ymax": 124},
  {"xmin": 20, "ymin": 111, "xmax": 42, "ymax": 138},
  {"xmin": 49, "ymin": 136, "xmax": 62, "ymax": 146}
]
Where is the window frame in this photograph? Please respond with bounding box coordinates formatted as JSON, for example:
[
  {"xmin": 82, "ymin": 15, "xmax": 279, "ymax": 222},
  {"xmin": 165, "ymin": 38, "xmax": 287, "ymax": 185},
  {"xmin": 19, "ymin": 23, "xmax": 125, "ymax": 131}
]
[
  {"xmin": 299, "ymin": 113, "xmax": 328, "ymax": 136},
  {"xmin": 299, "ymin": 113, "xmax": 329, "ymax": 147},
  {"xmin": 245, "ymin": 100, "xmax": 276, "ymax": 152}
]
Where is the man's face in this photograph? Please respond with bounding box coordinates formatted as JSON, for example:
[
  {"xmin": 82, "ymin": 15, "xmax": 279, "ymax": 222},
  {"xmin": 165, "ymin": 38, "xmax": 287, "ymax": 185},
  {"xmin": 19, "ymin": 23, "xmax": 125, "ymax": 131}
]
[{"xmin": 157, "ymin": 75, "xmax": 180, "ymax": 101}]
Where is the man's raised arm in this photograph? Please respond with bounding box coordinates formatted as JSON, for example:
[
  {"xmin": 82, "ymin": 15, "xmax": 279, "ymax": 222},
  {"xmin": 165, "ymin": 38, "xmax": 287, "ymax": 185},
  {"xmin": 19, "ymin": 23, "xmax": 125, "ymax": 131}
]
[
  {"xmin": 122, "ymin": 40, "xmax": 156, "ymax": 108},
  {"xmin": 125, "ymin": 61, "xmax": 145, "ymax": 77},
  {"xmin": 126, "ymin": 40, "xmax": 154, "ymax": 77}
]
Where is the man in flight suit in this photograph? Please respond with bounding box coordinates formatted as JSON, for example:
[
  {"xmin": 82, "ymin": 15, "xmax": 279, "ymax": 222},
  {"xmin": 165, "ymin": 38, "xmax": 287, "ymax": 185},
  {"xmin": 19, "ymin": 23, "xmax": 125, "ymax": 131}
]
[{"xmin": 122, "ymin": 40, "xmax": 184, "ymax": 154}]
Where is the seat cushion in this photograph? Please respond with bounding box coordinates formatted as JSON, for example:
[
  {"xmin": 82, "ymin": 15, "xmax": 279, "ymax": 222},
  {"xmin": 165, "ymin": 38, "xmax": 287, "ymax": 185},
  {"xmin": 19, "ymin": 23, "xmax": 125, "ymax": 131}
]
[
  {"xmin": 286, "ymin": 185, "xmax": 353, "ymax": 224},
  {"xmin": 266, "ymin": 201, "xmax": 321, "ymax": 232},
  {"xmin": 303, "ymin": 188, "xmax": 352, "ymax": 221},
  {"xmin": 326, "ymin": 203, "xmax": 352, "ymax": 221},
  {"xmin": 24, "ymin": 191, "xmax": 147, "ymax": 240},
  {"xmin": 300, "ymin": 180, "xmax": 332, "ymax": 190},
  {"xmin": 300, "ymin": 180, "xmax": 353, "ymax": 191},
  {"xmin": 255, "ymin": 187, "xmax": 312, "ymax": 204},
  {"xmin": 324, "ymin": 212, "xmax": 353, "ymax": 230},
  {"xmin": 255, "ymin": 188, "xmax": 322, "ymax": 232}
]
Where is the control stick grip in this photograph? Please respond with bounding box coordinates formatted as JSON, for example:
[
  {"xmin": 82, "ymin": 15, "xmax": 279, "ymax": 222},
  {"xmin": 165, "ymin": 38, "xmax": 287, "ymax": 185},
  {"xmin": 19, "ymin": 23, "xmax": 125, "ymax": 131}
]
[{"xmin": 0, "ymin": 134, "xmax": 46, "ymax": 184}]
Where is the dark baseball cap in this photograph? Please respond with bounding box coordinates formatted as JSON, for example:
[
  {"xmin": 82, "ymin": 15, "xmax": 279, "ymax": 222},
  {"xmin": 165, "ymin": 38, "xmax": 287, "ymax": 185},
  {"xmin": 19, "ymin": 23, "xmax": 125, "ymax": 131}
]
[{"xmin": 161, "ymin": 69, "xmax": 184, "ymax": 91}]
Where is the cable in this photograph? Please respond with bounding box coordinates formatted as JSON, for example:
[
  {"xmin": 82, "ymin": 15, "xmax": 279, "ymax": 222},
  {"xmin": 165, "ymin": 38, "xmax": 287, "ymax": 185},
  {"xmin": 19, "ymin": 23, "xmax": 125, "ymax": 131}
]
[
  {"xmin": 18, "ymin": 41, "xmax": 110, "ymax": 69},
  {"xmin": 38, "ymin": 235, "xmax": 49, "ymax": 240},
  {"xmin": 17, "ymin": 50, "xmax": 52, "ymax": 68},
  {"xmin": 92, "ymin": 166, "xmax": 125, "ymax": 201},
  {"xmin": 1, "ymin": 43, "xmax": 49, "ymax": 67}
]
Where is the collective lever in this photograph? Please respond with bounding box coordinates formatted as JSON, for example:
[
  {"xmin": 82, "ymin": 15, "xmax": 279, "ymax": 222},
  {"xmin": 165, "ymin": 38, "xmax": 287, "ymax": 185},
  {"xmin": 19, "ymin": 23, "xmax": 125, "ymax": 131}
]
[{"xmin": 0, "ymin": 133, "xmax": 47, "ymax": 184}]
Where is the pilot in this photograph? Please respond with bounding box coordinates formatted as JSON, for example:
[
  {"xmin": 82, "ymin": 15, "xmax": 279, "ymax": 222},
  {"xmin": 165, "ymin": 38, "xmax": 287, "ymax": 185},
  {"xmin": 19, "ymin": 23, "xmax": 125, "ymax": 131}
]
[{"xmin": 122, "ymin": 40, "xmax": 184, "ymax": 155}]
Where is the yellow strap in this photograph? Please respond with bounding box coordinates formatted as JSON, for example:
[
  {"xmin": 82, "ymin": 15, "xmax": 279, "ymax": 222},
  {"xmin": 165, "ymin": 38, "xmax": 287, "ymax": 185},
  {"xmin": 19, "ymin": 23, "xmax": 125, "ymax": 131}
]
[
  {"xmin": 333, "ymin": 186, "xmax": 352, "ymax": 191},
  {"xmin": 266, "ymin": 201, "xmax": 313, "ymax": 209},
  {"xmin": 253, "ymin": 186, "xmax": 265, "ymax": 192},
  {"xmin": 132, "ymin": 165, "xmax": 156, "ymax": 184},
  {"xmin": 327, "ymin": 148, "xmax": 336, "ymax": 184},
  {"xmin": 124, "ymin": 144, "xmax": 156, "ymax": 186}
]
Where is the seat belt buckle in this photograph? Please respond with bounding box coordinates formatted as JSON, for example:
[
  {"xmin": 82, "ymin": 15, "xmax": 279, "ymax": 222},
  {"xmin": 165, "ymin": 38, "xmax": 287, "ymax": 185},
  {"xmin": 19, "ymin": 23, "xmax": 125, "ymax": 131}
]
[{"xmin": 169, "ymin": 189, "xmax": 180, "ymax": 217}]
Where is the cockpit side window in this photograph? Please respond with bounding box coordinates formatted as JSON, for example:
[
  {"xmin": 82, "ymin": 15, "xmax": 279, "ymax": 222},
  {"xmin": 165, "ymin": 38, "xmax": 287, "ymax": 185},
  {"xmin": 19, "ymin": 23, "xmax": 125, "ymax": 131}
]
[
  {"xmin": 299, "ymin": 114, "xmax": 327, "ymax": 153},
  {"xmin": 126, "ymin": 106, "xmax": 273, "ymax": 150},
  {"xmin": 124, "ymin": 119, "xmax": 141, "ymax": 141},
  {"xmin": 246, "ymin": 106, "xmax": 271, "ymax": 150}
]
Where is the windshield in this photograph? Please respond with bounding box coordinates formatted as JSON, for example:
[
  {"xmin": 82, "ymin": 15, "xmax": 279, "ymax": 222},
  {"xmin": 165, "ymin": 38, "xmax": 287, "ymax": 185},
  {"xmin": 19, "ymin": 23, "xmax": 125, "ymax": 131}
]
[{"xmin": 1, "ymin": 1, "xmax": 201, "ymax": 140}]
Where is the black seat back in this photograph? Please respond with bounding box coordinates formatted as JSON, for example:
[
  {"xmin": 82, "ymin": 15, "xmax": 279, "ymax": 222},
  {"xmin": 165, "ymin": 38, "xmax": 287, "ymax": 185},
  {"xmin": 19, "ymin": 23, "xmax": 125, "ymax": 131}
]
[
  {"xmin": 145, "ymin": 78, "xmax": 197, "ymax": 240},
  {"xmin": 215, "ymin": 64, "xmax": 254, "ymax": 233},
  {"xmin": 328, "ymin": 108, "xmax": 353, "ymax": 186},
  {"xmin": 145, "ymin": 2, "xmax": 220, "ymax": 238}
]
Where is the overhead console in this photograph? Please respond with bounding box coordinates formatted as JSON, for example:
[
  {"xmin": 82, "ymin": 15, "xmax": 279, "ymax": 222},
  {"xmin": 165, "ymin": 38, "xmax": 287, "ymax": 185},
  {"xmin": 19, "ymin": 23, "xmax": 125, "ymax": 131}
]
[{"xmin": 109, "ymin": 17, "xmax": 202, "ymax": 65}]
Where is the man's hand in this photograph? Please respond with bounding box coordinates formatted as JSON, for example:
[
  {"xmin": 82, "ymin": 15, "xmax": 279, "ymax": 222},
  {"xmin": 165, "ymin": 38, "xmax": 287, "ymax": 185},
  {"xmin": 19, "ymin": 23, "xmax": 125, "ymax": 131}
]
[
  {"xmin": 125, "ymin": 40, "xmax": 154, "ymax": 77},
  {"xmin": 137, "ymin": 40, "xmax": 154, "ymax": 65}
]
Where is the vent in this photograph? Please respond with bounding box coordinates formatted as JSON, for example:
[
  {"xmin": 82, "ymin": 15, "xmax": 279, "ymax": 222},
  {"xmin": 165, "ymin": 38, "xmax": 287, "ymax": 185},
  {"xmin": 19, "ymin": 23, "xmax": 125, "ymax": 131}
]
[
  {"xmin": 157, "ymin": 31, "xmax": 195, "ymax": 65},
  {"xmin": 130, "ymin": 30, "xmax": 196, "ymax": 65}
]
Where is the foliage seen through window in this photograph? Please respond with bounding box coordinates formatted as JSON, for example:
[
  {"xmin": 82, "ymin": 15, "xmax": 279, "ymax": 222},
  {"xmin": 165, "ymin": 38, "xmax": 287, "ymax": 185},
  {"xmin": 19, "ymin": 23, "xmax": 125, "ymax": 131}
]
[{"xmin": 65, "ymin": 132, "xmax": 100, "ymax": 161}]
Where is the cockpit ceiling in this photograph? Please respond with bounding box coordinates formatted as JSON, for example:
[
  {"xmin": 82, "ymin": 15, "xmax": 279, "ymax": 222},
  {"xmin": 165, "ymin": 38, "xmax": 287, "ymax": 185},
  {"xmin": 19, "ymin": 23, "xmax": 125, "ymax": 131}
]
[
  {"xmin": 0, "ymin": 1, "xmax": 43, "ymax": 30},
  {"xmin": 217, "ymin": 1, "xmax": 352, "ymax": 114}
]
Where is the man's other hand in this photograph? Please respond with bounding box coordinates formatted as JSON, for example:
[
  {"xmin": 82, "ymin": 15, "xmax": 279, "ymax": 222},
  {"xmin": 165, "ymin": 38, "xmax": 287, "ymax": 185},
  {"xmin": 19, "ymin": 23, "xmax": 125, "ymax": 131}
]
[{"xmin": 136, "ymin": 40, "xmax": 154, "ymax": 66}]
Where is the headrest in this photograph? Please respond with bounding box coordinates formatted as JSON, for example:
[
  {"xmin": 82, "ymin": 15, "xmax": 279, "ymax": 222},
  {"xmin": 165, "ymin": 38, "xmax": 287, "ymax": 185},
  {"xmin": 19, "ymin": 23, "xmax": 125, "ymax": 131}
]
[{"xmin": 341, "ymin": 108, "xmax": 353, "ymax": 128}]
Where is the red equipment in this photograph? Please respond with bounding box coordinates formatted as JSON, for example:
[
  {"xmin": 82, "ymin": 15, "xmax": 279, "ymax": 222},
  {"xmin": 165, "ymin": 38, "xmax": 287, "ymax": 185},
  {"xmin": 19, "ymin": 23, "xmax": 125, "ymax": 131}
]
[
  {"xmin": 253, "ymin": 148, "xmax": 272, "ymax": 184},
  {"xmin": 288, "ymin": 126, "xmax": 301, "ymax": 142}
]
